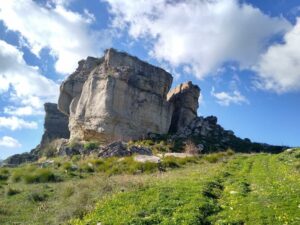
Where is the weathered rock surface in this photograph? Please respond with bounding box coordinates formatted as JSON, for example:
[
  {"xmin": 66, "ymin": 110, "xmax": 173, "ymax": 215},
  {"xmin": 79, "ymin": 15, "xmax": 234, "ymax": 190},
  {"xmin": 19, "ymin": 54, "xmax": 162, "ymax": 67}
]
[
  {"xmin": 58, "ymin": 57, "xmax": 102, "ymax": 115},
  {"xmin": 158, "ymin": 153, "xmax": 195, "ymax": 158},
  {"xmin": 99, "ymin": 141, "xmax": 152, "ymax": 158},
  {"xmin": 4, "ymin": 152, "xmax": 38, "ymax": 166},
  {"xmin": 59, "ymin": 48, "xmax": 173, "ymax": 142},
  {"xmin": 172, "ymin": 116, "xmax": 285, "ymax": 153},
  {"xmin": 167, "ymin": 81, "xmax": 200, "ymax": 133},
  {"xmin": 40, "ymin": 103, "xmax": 70, "ymax": 147},
  {"xmin": 134, "ymin": 155, "xmax": 161, "ymax": 163}
]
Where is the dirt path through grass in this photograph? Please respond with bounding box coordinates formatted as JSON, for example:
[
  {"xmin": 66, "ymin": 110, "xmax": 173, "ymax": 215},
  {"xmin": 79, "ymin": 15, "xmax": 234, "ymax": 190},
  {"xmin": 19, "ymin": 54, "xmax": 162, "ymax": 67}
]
[
  {"xmin": 211, "ymin": 154, "xmax": 300, "ymax": 224},
  {"xmin": 73, "ymin": 152, "xmax": 300, "ymax": 225}
]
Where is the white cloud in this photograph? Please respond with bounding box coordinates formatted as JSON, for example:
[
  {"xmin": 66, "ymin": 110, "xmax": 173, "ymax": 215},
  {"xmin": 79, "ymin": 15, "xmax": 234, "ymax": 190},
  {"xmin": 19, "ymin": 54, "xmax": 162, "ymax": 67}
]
[
  {"xmin": 254, "ymin": 18, "xmax": 300, "ymax": 93},
  {"xmin": 0, "ymin": 116, "xmax": 38, "ymax": 130},
  {"xmin": 0, "ymin": 136, "xmax": 21, "ymax": 148},
  {"xmin": 0, "ymin": 0, "xmax": 111, "ymax": 74},
  {"xmin": 0, "ymin": 40, "xmax": 58, "ymax": 114},
  {"xmin": 106, "ymin": 0, "xmax": 291, "ymax": 79},
  {"xmin": 211, "ymin": 87, "xmax": 249, "ymax": 106},
  {"xmin": 4, "ymin": 106, "xmax": 44, "ymax": 116}
]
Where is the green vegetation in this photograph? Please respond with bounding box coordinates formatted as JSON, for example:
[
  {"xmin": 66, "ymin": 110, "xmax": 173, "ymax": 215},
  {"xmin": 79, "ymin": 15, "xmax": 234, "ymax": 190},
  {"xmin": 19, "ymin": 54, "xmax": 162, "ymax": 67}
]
[
  {"xmin": 10, "ymin": 167, "xmax": 61, "ymax": 184},
  {"xmin": 83, "ymin": 141, "xmax": 99, "ymax": 150},
  {"xmin": 0, "ymin": 149, "xmax": 299, "ymax": 225},
  {"xmin": 73, "ymin": 149, "xmax": 300, "ymax": 225}
]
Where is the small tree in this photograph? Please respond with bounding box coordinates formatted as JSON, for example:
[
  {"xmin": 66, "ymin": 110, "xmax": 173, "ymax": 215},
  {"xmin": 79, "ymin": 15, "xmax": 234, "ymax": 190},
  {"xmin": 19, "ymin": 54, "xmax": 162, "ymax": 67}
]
[{"xmin": 184, "ymin": 140, "xmax": 199, "ymax": 155}]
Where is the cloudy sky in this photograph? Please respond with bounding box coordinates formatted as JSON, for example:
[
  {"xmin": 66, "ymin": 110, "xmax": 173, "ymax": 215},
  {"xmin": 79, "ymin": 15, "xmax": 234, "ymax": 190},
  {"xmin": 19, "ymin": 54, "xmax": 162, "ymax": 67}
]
[{"xmin": 0, "ymin": 0, "xmax": 299, "ymax": 159}]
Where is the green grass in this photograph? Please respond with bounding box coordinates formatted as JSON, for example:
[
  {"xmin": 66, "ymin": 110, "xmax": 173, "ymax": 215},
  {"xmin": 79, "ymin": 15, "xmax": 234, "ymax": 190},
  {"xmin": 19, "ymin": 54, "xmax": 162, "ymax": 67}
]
[
  {"xmin": 0, "ymin": 154, "xmax": 202, "ymax": 224},
  {"xmin": 72, "ymin": 149, "xmax": 300, "ymax": 225},
  {"xmin": 0, "ymin": 149, "xmax": 299, "ymax": 224}
]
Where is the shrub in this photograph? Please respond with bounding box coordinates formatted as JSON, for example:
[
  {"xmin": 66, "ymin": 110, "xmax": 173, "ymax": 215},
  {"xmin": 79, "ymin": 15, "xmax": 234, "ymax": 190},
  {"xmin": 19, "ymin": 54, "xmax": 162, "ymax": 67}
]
[
  {"xmin": 62, "ymin": 185, "xmax": 75, "ymax": 198},
  {"xmin": 203, "ymin": 152, "xmax": 227, "ymax": 163},
  {"xmin": 27, "ymin": 191, "xmax": 48, "ymax": 202},
  {"xmin": 184, "ymin": 140, "xmax": 199, "ymax": 155},
  {"xmin": 83, "ymin": 141, "xmax": 99, "ymax": 150},
  {"xmin": 5, "ymin": 186, "xmax": 20, "ymax": 196},
  {"xmin": 226, "ymin": 148, "xmax": 235, "ymax": 156},
  {"xmin": 0, "ymin": 169, "xmax": 10, "ymax": 181},
  {"xmin": 162, "ymin": 157, "xmax": 181, "ymax": 168},
  {"xmin": 11, "ymin": 167, "xmax": 61, "ymax": 183}
]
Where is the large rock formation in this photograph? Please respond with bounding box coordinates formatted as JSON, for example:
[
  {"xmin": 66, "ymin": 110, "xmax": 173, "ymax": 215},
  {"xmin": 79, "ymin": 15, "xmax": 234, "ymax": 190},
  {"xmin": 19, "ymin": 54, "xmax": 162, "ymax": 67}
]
[
  {"xmin": 167, "ymin": 81, "xmax": 200, "ymax": 133},
  {"xmin": 58, "ymin": 57, "xmax": 101, "ymax": 115},
  {"xmin": 40, "ymin": 103, "xmax": 70, "ymax": 147},
  {"xmin": 59, "ymin": 48, "xmax": 174, "ymax": 142}
]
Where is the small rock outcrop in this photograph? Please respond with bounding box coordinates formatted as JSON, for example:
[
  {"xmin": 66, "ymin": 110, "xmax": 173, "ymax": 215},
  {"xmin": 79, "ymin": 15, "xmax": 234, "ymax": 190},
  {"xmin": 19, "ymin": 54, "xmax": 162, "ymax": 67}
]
[
  {"xmin": 4, "ymin": 152, "xmax": 38, "ymax": 166},
  {"xmin": 59, "ymin": 48, "xmax": 173, "ymax": 142},
  {"xmin": 167, "ymin": 81, "xmax": 200, "ymax": 133},
  {"xmin": 40, "ymin": 103, "xmax": 70, "ymax": 147},
  {"xmin": 172, "ymin": 116, "xmax": 284, "ymax": 153},
  {"xmin": 99, "ymin": 141, "xmax": 152, "ymax": 158}
]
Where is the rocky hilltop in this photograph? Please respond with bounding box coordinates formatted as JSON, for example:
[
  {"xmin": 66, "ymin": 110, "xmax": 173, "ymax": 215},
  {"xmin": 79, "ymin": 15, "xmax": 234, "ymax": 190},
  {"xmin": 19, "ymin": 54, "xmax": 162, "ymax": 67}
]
[
  {"xmin": 4, "ymin": 49, "xmax": 285, "ymax": 165},
  {"xmin": 59, "ymin": 49, "xmax": 174, "ymax": 141}
]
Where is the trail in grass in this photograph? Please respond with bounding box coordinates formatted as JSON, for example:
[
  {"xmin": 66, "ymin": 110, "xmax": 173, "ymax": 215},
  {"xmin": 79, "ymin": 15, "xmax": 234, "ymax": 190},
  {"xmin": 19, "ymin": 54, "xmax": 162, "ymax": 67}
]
[
  {"xmin": 212, "ymin": 154, "xmax": 300, "ymax": 225},
  {"xmin": 71, "ymin": 161, "xmax": 227, "ymax": 225},
  {"xmin": 73, "ymin": 152, "xmax": 300, "ymax": 225}
]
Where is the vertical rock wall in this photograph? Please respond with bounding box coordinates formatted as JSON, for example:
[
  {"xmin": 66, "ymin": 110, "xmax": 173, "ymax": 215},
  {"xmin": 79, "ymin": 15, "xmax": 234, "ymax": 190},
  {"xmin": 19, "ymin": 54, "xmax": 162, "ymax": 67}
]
[{"xmin": 167, "ymin": 81, "xmax": 200, "ymax": 133}]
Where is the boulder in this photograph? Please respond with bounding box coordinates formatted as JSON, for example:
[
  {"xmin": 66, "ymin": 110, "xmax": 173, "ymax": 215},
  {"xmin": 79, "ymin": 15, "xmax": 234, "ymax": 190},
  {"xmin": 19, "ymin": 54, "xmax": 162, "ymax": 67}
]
[
  {"xmin": 60, "ymin": 48, "xmax": 173, "ymax": 142},
  {"xmin": 99, "ymin": 141, "xmax": 130, "ymax": 158},
  {"xmin": 134, "ymin": 155, "xmax": 161, "ymax": 163},
  {"xmin": 167, "ymin": 81, "xmax": 200, "ymax": 133},
  {"xmin": 158, "ymin": 153, "xmax": 195, "ymax": 158}
]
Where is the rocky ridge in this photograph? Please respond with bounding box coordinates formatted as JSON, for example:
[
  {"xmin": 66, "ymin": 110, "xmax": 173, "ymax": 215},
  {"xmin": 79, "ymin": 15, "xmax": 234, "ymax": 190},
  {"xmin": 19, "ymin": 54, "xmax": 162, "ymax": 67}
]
[{"xmin": 3, "ymin": 49, "xmax": 285, "ymax": 165}]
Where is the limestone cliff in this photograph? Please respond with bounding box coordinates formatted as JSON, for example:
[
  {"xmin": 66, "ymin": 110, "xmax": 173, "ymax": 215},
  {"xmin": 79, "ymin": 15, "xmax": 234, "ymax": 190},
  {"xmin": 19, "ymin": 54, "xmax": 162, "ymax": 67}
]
[
  {"xmin": 167, "ymin": 81, "xmax": 200, "ymax": 133},
  {"xmin": 59, "ymin": 48, "xmax": 174, "ymax": 142},
  {"xmin": 40, "ymin": 103, "xmax": 70, "ymax": 147}
]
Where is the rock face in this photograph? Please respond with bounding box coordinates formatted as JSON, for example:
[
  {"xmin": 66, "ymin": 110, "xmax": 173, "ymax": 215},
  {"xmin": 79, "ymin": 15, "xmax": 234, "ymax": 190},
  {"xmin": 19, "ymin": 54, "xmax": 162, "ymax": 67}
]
[
  {"xmin": 172, "ymin": 116, "xmax": 285, "ymax": 153},
  {"xmin": 4, "ymin": 152, "xmax": 38, "ymax": 166},
  {"xmin": 99, "ymin": 141, "xmax": 152, "ymax": 158},
  {"xmin": 167, "ymin": 81, "xmax": 200, "ymax": 133},
  {"xmin": 59, "ymin": 48, "xmax": 173, "ymax": 142},
  {"xmin": 40, "ymin": 103, "xmax": 70, "ymax": 147},
  {"xmin": 58, "ymin": 57, "xmax": 101, "ymax": 115}
]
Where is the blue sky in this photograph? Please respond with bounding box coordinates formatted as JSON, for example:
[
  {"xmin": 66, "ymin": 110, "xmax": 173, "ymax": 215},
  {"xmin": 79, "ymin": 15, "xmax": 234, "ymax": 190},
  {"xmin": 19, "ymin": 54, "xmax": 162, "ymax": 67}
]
[{"xmin": 0, "ymin": 0, "xmax": 299, "ymax": 159}]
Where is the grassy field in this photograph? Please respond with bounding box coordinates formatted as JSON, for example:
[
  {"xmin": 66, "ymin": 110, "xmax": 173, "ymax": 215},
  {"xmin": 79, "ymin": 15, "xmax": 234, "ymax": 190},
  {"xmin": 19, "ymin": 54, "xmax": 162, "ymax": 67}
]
[
  {"xmin": 72, "ymin": 150, "xmax": 300, "ymax": 225},
  {"xmin": 0, "ymin": 149, "xmax": 299, "ymax": 224}
]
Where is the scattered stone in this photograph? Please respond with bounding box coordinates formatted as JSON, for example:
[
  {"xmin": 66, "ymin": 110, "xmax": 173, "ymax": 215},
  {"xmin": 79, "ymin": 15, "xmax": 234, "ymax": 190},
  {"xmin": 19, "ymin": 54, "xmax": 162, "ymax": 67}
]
[
  {"xmin": 99, "ymin": 141, "xmax": 129, "ymax": 158},
  {"xmin": 134, "ymin": 155, "xmax": 161, "ymax": 163},
  {"xmin": 129, "ymin": 146, "xmax": 152, "ymax": 156},
  {"xmin": 99, "ymin": 141, "xmax": 153, "ymax": 158},
  {"xmin": 158, "ymin": 153, "xmax": 195, "ymax": 158}
]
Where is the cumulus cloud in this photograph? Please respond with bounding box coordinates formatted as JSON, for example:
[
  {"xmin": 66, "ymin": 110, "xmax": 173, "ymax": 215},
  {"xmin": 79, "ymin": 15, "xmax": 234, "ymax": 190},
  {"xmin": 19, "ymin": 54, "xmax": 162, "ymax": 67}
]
[
  {"xmin": 4, "ymin": 106, "xmax": 44, "ymax": 116},
  {"xmin": 0, "ymin": 0, "xmax": 111, "ymax": 74},
  {"xmin": 0, "ymin": 40, "xmax": 58, "ymax": 115},
  {"xmin": 106, "ymin": 0, "xmax": 291, "ymax": 79},
  {"xmin": 254, "ymin": 18, "xmax": 300, "ymax": 93},
  {"xmin": 211, "ymin": 87, "xmax": 249, "ymax": 106},
  {"xmin": 0, "ymin": 136, "xmax": 21, "ymax": 148},
  {"xmin": 0, "ymin": 116, "xmax": 38, "ymax": 130}
]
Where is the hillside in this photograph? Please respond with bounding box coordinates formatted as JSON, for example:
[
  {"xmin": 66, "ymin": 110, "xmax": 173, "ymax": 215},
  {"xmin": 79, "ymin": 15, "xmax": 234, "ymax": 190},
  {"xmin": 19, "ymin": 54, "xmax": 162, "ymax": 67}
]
[{"xmin": 0, "ymin": 149, "xmax": 299, "ymax": 224}]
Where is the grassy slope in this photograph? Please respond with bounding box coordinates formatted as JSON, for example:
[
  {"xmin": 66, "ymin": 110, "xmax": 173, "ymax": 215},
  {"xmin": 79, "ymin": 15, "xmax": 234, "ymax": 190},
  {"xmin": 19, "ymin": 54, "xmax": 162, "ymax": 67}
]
[
  {"xmin": 73, "ymin": 151, "xmax": 300, "ymax": 225},
  {"xmin": 0, "ymin": 150, "xmax": 299, "ymax": 225}
]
